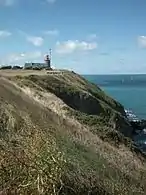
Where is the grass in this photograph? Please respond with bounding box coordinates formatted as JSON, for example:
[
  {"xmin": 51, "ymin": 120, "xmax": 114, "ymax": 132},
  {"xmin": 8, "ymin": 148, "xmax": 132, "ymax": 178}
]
[
  {"xmin": 0, "ymin": 103, "xmax": 66, "ymax": 195},
  {"xmin": 11, "ymin": 74, "xmax": 126, "ymax": 118},
  {"xmin": 57, "ymin": 133, "xmax": 146, "ymax": 195},
  {"xmin": 0, "ymin": 71, "xmax": 145, "ymax": 194},
  {"xmin": 64, "ymin": 107, "xmax": 133, "ymax": 149}
]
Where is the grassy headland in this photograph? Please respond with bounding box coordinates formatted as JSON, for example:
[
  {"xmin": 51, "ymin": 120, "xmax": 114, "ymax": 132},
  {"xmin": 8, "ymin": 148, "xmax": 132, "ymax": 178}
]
[{"xmin": 0, "ymin": 69, "xmax": 145, "ymax": 194}]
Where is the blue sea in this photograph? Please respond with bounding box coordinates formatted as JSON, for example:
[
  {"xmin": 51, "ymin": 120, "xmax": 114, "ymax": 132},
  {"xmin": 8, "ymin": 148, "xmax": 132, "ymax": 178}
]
[
  {"xmin": 83, "ymin": 74, "xmax": 146, "ymax": 119},
  {"xmin": 83, "ymin": 74, "xmax": 146, "ymax": 152}
]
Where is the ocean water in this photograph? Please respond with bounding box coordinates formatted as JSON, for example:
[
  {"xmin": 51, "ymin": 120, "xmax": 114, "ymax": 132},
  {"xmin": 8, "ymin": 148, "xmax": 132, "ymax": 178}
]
[{"xmin": 83, "ymin": 74, "xmax": 146, "ymax": 119}]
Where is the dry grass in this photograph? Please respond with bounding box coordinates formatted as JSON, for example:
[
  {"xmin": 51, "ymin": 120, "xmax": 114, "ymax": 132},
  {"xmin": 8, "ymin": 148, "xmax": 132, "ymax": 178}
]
[
  {"xmin": 0, "ymin": 70, "xmax": 48, "ymax": 77},
  {"xmin": 0, "ymin": 103, "xmax": 66, "ymax": 195},
  {"xmin": 0, "ymin": 72, "xmax": 146, "ymax": 194},
  {"xmin": 14, "ymin": 83, "xmax": 145, "ymax": 177}
]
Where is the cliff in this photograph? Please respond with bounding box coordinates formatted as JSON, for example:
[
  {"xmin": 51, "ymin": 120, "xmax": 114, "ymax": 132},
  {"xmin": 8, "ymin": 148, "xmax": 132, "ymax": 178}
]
[{"xmin": 0, "ymin": 70, "xmax": 145, "ymax": 195}]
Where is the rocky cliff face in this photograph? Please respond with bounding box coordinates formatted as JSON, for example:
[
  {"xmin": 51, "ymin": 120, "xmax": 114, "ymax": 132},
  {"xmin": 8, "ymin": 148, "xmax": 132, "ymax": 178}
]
[{"xmin": 0, "ymin": 70, "xmax": 145, "ymax": 195}]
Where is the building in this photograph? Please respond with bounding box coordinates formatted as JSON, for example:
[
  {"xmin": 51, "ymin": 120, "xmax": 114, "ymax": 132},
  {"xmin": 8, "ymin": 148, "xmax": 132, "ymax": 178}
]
[
  {"xmin": 44, "ymin": 54, "xmax": 51, "ymax": 68},
  {"xmin": 24, "ymin": 62, "xmax": 49, "ymax": 69},
  {"xmin": 24, "ymin": 53, "xmax": 51, "ymax": 70}
]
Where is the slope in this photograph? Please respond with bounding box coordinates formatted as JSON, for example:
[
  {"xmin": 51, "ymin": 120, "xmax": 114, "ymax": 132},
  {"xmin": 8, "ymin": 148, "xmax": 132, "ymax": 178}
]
[{"xmin": 0, "ymin": 70, "xmax": 145, "ymax": 195}]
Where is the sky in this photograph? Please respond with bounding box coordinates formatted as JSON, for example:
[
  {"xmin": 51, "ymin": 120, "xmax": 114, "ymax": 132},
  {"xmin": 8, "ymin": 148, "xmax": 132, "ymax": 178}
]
[{"xmin": 0, "ymin": 0, "xmax": 146, "ymax": 74}]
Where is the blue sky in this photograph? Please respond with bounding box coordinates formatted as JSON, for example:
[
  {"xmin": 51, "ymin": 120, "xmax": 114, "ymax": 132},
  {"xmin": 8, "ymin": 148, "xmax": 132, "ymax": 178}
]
[{"xmin": 0, "ymin": 0, "xmax": 146, "ymax": 74}]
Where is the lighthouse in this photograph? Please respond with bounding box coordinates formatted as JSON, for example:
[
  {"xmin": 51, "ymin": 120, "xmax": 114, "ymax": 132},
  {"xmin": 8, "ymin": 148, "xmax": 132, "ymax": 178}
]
[{"xmin": 44, "ymin": 54, "xmax": 51, "ymax": 69}]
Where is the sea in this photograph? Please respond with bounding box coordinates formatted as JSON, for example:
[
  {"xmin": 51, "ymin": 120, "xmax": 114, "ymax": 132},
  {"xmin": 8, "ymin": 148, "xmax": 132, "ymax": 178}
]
[
  {"xmin": 83, "ymin": 74, "xmax": 146, "ymax": 119},
  {"xmin": 83, "ymin": 74, "xmax": 146, "ymax": 152}
]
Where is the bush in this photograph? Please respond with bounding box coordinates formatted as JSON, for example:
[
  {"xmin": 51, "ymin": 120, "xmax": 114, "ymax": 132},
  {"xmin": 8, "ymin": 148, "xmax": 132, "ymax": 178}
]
[
  {"xmin": 12, "ymin": 66, "xmax": 22, "ymax": 70},
  {"xmin": 0, "ymin": 66, "xmax": 12, "ymax": 70}
]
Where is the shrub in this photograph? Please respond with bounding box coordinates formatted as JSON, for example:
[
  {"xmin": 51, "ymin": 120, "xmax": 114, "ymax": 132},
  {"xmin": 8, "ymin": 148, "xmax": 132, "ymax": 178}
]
[{"xmin": 0, "ymin": 66, "xmax": 12, "ymax": 70}]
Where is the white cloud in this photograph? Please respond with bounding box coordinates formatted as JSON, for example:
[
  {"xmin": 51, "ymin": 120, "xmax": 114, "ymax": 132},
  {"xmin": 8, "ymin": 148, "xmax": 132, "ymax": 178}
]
[
  {"xmin": 17, "ymin": 30, "xmax": 44, "ymax": 47},
  {"xmin": 43, "ymin": 30, "xmax": 59, "ymax": 36},
  {"xmin": 138, "ymin": 36, "xmax": 146, "ymax": 48},
  {"xmin": 26, "ymin": 36, "xmax": 44, "ymax": 46},
  {"xmin": 0, "ymin": 0, "xmax": 15, "ymax": 6},
  {"xmin": 0, "ymin": 30, "xmax": 11, "ymax": 38},
  {"xmin": 0, "ymin": 51, "xmax": 42, "ymax": 64},
  {"xmin": 46, "ymin": 0, "xmax": 56, "ymax": 3},
  {"xmin": 55, "ymin": 40, "xmax": 97, "ymax": 54},
  {"xmin": 87, "ymin": 34, "xmax": 98, "ymax": 41}
]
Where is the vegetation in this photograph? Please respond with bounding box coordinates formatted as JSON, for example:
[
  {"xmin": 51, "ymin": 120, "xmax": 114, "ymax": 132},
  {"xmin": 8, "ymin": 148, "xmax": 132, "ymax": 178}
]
[
  {"xmin": 12, "ymin": 73, "xmax": 132, "ymax": 138},
  {"xmin": 0, "ymin": 66, "xmax": 12, "ymax": 70},
  {"xmin": 0, "ymin": 65, "xmax": 22, "ymax": 70},
  {"xmin": 0, "ymin": 70, "xmax": 145, "ymax": 194},
  {"xmin": 0, "ymin": 105, "xmax": 66, "ymax": 195},
  {"xmin": 65, "ymin": 108, "xmax": 132, "ymax": 147},
  {"xmin": 12, "ymin": 65, "xmax": 22, "ymax": 70}
]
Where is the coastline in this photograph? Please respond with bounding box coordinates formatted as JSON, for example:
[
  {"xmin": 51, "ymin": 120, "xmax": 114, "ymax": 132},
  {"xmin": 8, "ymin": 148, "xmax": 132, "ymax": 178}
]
[{"xmin": 125, "ymin": 109, "xmax": 146, "ymax": 154}]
